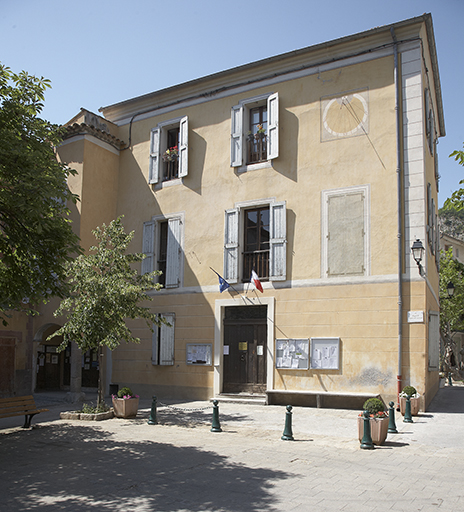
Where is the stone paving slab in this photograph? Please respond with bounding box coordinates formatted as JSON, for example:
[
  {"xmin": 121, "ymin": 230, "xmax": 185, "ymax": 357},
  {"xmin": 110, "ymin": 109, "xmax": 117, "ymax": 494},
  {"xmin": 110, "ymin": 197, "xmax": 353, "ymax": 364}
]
[{"xmin": 0, "ymin": 386, "xmax": 463, "ymax": 511}]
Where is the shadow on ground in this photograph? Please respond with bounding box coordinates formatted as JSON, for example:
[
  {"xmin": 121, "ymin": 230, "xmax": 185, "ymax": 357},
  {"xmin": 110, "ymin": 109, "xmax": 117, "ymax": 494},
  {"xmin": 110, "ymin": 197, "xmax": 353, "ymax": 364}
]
[
  {"xmin": 0, "ymin": 423, "xmax": 291, "ymax": 511},
  {"xmin": 427, "ymin": 386, "xmax": 464, "ymax": 413}
]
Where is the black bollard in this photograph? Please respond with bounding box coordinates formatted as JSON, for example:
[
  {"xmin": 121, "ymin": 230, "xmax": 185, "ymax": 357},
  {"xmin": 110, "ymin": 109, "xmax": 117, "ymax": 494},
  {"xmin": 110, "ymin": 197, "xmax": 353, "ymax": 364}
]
[
  {"xmin": 211, "ymin": 400, "xmax": 222, "ymax": 432},
  {"xmin": 448, "ymin": 372, "xmax": 453, "ymax": 386},
  {"xmin": 403, "ymin": 395, "xmax": 413, "ymax": 423},
  {"xmin": 360, "ymin": 410, "xmax": 375, "ymax": 449},
  {"xmin": 281, "ymin": 405, "xmax": 294, "ymax": 441},
  {"xmin": 388, "ymin": 401, "xmax": 398, "ymax": 433},
  {"xmin": 147, "ymin": 395, "xmax": 157, "ymax": 425}
]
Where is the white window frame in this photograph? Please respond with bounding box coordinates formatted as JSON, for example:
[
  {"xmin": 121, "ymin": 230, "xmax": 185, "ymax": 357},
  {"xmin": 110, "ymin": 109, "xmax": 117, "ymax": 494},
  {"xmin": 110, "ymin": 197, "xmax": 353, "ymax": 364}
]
[
  {"xmin": 152, "ymin": 313, "xmax": 175, "ymax": 366},
  {"xmin": 321, "ymin": 185, "xmax": 370, "ymax": 278},
  {"xmin": 149, "ymin": 116, "xmax": 188, "ymax": 185},
  {"xmin": 223, "ymin": 198, "xmax": 286, "ymax": 284},
  {"xmin": 142, "ymin": 212, "xmax": 184, "ymax": 289},
  {"xmin": 230, "ymin": 92, "xmax": 279, "ymax": 172}
]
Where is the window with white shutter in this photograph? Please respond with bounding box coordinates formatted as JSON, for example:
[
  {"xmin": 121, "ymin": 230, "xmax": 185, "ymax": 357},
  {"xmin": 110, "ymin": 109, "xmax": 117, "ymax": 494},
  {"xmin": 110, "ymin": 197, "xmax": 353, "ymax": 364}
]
[
  {"xmin": 141, "ymin": 214, "xmax": 184, "ymax": 288},
  {"xmin": 149, "ymin": 116, "xmax": 188, "ymax": 185},
  {"xmin": 152, "ymin": 313, "xmax": 175, "ymax": 365},
  {"xmin": 323, "ymin": 186, "xmax": 369, "ymax": 278},
  {"xmin": 230, "ymin": 93, "xmax": 279, "ymax": 171},
  {"xmin": 223, "ymin": 199, "xmax": 286, "ymax": 284}
]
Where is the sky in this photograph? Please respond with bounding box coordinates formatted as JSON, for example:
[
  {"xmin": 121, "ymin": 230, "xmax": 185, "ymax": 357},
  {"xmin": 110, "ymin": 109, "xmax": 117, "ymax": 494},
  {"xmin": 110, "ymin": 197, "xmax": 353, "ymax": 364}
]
[{"xmin": 1, "ymin": 0, "xmax": 463, "ymax": 207}]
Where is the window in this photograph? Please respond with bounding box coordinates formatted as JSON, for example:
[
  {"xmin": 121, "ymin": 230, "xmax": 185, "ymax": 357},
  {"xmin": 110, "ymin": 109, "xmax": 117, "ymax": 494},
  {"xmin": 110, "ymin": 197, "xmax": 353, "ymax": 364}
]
[
  {"xmin": 322, "ymin": 186, "xmax": 369, "ymax": 277},
  {"xmin": 427, "ymin": 183, "xmax": 439, "ymax": 269},
  {"xmin": 149, "ymin": 116, "xmax": 188, "ymax": 184},
  {"xmin": 142, "ymin": 214, "xmax": 183, "ymax": 288},
  {"xmin": 424, "ymin": 89, "xmax": 435, "ymax": 156},
  {"xmin": 428, "ymin": 311, "xmax": 439, "ymax": 371},
  {"xmin": 152, "ymin": 313, "xmax": 175, "ymax": 365},
  {"xmin": 224, "ymin": 200, "xmax": 286, "ymax": 284},
  {"xmin": 231, "ymin": 93, "xmax": 279, "ymax": 169}
]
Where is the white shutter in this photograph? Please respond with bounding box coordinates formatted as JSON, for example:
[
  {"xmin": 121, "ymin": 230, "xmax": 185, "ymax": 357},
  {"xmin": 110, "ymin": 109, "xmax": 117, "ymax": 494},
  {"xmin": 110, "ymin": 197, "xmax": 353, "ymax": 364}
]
[
  {"xmin": 178, "ymin": 116, "xmax": 188, "ymax": 178},
  {"xmin": 149, "ymin": 128, "xmax": 160, "ymax": 184},
  {"xmin": 230, "ymin": 105, "xmax": 243, "ymax": 167},
  {"xmin": 428, "ymin": 311, "xmax": 439, "ymax": 370},
  {"xmin": 269, "ymin": 201, "xmax": 286, "ymax": 281},
  {"xmin": 224, "ymin": 208, "xmax": 239, "ymax": 283},
  {"xmin": 165, "ymin": 217, "xmax": 181, "ymax": 289},
  {"xmin": 142, "ymin": 220, "xmax": 155, "ymax": 275},
  {"xmin": 427, "ymin": 183, "xmax": 433, "ymax": 247},
  {"xmin": 429, "ymin": 109, "xmax": 435, "ymax": 155},
  {"xmin": 267, "ymin": 93, "xmax": 279, "ymax": 160},
  {"xmin": 432, "ymin": 198, "xmax": 436, "ymax": 256},
  {"xmin": 152, "ymin": 314, "xmax": 175, "ymax": 365}
]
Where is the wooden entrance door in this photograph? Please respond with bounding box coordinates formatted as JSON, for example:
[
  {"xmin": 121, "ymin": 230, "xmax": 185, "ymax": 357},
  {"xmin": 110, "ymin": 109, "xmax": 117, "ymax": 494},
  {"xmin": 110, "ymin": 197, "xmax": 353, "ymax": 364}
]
[{"xmin": 223, "ymin": 307, "xmax": 267, "ymax": 393}]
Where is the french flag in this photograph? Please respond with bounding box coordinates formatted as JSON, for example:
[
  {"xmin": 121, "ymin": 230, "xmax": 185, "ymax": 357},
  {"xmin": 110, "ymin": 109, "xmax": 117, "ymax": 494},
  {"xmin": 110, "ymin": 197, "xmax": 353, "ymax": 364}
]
[{"xmin": 251, "ymin": 270, "xmax": 263, "ymax": 293}]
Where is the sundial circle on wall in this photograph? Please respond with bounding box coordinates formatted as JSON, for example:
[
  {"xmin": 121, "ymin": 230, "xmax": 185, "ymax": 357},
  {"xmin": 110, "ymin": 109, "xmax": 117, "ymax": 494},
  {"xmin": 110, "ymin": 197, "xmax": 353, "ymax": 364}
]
[{"xmin": 321, "ymin": 90, "xmax": 368, "ymax": 141}]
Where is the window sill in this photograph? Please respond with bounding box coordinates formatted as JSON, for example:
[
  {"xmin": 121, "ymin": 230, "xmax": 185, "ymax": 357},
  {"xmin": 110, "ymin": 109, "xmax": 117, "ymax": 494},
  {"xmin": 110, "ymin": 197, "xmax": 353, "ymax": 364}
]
[
  {"xmin": 152, "ymin": 177, "xmax": 183, "ymax": 190},
  {"xmin": 235, "ymin": 160, "xmax": 274, "ymax": 174}
]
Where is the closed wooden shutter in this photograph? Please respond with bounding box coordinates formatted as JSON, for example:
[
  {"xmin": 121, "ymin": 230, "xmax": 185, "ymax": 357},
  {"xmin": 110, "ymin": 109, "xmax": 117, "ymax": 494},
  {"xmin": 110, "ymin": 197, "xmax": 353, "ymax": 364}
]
[
  {"xmin": 149, "ymin": 128, "xmax": 160, "ymax": 184},
  {"xmin": 267, "ymin": 93, "xmax": 279, "ymax": 160},
  {"xmin": 428, "ymin": 311, "xmax": 439, "ymax": 370},
  {"xmin": 230, "ymin": 105, "xmax": 243, "ymax": 167},
  {"xmin": 269, "ymin": 201, "xmax": 286, "ymax": 280},
  {"xmin": 152, "ymin": 314, "xmax": 175, "ymax": 365},
  {"xmin": 178, "ymin": 116, "xmax": 189, "ymax": 178},
  {"xmin": 142, "ymin": 220, "xmax": 155, "ymax": 275},
  {"xmin": 224, "ymin": 208, "xmax": 239, "ymax": 283},
  {"xmin": 165, "ymin": 218, "xmax": 181, "ymax": 289}
]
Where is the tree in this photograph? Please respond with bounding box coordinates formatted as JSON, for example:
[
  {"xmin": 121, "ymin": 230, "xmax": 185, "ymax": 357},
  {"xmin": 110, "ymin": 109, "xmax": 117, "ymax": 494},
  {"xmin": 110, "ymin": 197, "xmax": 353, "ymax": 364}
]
[
  {"xmin": 443, "ymin": 144, "xmax": 464, "ymax": 210},
  {"xmin": 49, "ymin": 217, "xmax": 164, "ymax": 406},
  {"xmin": 0, "ymin": 64, "xmax": 81, "ymax": 323},
  {"xmin": 439, "ymin": 248, "xmax": 464, "ymax": 373}
]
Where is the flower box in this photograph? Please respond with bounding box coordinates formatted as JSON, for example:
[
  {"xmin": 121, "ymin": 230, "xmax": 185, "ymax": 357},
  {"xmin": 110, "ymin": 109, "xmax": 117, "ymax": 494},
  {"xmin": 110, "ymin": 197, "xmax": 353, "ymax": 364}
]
[
  {"xmin": 399, "ymin": 396, "xmax": 420, "ymax": 416},
  {"xmin": 112, "ymin": 397, "xmax": 139, "ymax": 418},
  {"xmin": 357, "ymin": 416, "xmax": 389, "ymax": 446}
]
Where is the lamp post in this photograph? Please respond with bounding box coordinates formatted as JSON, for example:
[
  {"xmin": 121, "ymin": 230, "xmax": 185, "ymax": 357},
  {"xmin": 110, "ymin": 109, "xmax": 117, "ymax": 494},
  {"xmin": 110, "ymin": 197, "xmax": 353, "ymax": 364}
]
[
  {"xmin": 447, "ymin": 281, "xmax": 455, "ymax": 298},
  {"xmin": 411, "ymin": 239, "xmax": 425, "ymax": 277}
]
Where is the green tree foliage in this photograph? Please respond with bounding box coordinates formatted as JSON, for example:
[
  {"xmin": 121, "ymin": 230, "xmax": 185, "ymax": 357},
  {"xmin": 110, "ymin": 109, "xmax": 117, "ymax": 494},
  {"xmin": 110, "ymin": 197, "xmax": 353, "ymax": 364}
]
[
  {"xmin": 443, "ymin": 144, "xmax": 464, "ymax": 211},
  {"xmin": 439, "ymin": 248, "xmax": 464, "ymax": 370},
  {"xmin": 0, "ymin": 64, "xmax": 81, "ymax": 322},
  {"xmin": 50, "ymin": 217, "xmax": 164, "ymax": 404}
]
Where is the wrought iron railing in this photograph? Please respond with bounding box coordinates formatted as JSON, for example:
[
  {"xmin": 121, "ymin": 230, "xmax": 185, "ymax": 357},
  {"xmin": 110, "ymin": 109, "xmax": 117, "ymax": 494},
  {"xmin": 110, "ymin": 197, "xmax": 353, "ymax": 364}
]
[{"xmin": 243, "ymin": 250, "xmax": 269, "ymax": 281}]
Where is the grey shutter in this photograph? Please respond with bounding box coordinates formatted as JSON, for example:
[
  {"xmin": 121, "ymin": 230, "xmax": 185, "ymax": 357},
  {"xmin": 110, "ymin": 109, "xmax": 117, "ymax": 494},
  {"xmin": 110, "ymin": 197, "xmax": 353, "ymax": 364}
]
[
  {"xmin": 149, "ymin": 128, "xmax": 160, "ymax": 184},
  {"xmin": 224, "ymin": 208, "xmax": 239, "ymax": 283},
  {"xmin": 432, "ymin": 198, "xmax": 436, "ymax": 256},
  {"xmin": 178, "ymin": 116, "xmax": 188, "ymax": 178},
  {"xmin": 267, "ymin": 93, "xmax": 279, "ymax": 160},
  {"xmin": 152, "ymin": 313, "xmax": 175, "ymax": 365},
  {"xmin": 142, "ymin": 220, "xmax": 155, "ymax": 275},
  {"xmin": 427, "ymin": 183, "xmax": 433, "ymax": 247},
  {"xmin": 230, "ymin": 105, "xmax": 243, "ymax": 167},
  {"xmin": 327, "ymin": 192, "xmax": 365, "ymax": 276},
  {"xmin": 165, "ymin": 217, "xmax": 181, "ymax": 289},
  {"xmin": 269, "ymin": 201, "xmax": 286, "ymax": 281},
  {"xmin": 428, "ymin": 311, "xmax": 439, "ymax": 370}
]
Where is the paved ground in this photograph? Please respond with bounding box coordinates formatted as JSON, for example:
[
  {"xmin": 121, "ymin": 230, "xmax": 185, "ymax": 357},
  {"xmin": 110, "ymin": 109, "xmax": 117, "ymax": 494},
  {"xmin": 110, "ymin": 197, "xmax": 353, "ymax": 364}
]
[{"xmin": 1, "ymin": 385, "xmax": 464, "ymax": 511}]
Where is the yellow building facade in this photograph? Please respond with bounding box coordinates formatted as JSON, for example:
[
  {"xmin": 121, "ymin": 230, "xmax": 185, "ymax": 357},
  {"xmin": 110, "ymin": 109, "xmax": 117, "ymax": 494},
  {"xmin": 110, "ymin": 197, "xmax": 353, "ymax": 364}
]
[{"xmin": 4, "ymin": 14, "xmax": 443, "ymax": 410}]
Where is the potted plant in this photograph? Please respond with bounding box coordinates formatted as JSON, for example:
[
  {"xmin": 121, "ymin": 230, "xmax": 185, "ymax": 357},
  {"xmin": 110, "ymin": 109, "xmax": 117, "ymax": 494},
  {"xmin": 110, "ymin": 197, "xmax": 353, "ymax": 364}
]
[
  {"xmin": 399, "ymin": 385, "xmax": 420, "ymax": 416},
  {"xmin": 357, "ymin": 398, "xmax": 389, "ymax": 446},
  {"xmin": 254, "ymin": 124, "xmax": 266, "ymax": 140},
  {"xmin": 162, "ymin": 146, "xmax": 178, "ymax": 162},
  {"xmin": 112, "ymin": 386, "xmax": 139, "ymax": 418}
]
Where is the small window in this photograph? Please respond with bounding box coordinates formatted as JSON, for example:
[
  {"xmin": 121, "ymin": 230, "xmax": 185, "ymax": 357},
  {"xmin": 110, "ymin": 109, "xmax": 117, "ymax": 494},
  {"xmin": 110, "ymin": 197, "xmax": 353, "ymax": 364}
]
[
  {"xmin": 231, "ymin": 93, "xmax": 279, "ymax": 169},
  {"xmin": 149, "ymin": 116, "xmax": 188, "ymax": 185}
]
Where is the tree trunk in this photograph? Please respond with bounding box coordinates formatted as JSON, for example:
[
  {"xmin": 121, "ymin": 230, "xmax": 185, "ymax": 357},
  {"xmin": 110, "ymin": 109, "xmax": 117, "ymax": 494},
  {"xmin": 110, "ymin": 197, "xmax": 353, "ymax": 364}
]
[{"xmin": 97, "ymin": 345, "xmax": 104, "ymax": 408}]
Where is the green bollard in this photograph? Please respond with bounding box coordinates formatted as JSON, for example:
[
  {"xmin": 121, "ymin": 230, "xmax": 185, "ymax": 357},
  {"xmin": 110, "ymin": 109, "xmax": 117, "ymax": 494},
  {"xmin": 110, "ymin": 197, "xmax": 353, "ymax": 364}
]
[
  {"xmin": 388, "ymin": 401, "xmax": 398, "ymax": 433},
  {"xmin": 360, "ymin": 410, "xmax": 375, "ymax": 450},
  {"xmin": 281, "ymin": 405, "xmax": 294, "ymax": 441},
  {"xmin": 211, "ymin": 400, "xmax": 222, "ymax": 432},
  {"xmin": 448, "ymin": 372, "xmax": 453, "ymax": 386},
  {"xmin": 403, "ymin": 395, "xmax": 413, "ymax": 423},
  {"xmin": 147, "ymin": 395, "xmax": 157, "ymax": 425}
]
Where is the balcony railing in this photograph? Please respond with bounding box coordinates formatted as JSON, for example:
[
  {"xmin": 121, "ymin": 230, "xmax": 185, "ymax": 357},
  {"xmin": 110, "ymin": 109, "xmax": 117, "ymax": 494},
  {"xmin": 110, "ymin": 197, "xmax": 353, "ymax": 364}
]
[
  {"xmin": 163, "ymin": 160, "xmax": 179, "ymax": 181},
  {"xmin": 243, "ymin": 250, "xmax": 269, "ymax": 281},
  {"xmin": 247, "ymin": 134, "xmax": 267, "ymax": 164}
]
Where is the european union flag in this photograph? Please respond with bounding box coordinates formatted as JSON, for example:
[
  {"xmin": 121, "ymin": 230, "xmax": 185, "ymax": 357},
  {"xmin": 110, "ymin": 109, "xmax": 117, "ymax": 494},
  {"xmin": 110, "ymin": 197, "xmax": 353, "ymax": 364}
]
[{"xmin": 219, "ymin": 275, "xmax": 230, "ymax": 293}]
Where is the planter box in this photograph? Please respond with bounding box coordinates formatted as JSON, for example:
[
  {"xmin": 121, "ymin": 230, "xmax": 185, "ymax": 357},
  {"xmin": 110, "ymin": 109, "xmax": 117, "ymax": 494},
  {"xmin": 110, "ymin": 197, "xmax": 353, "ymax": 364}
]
[
  {"xmin": 357, "ymin": 416, "xmax": 389, "ymax": 446},
  {"xmin": 112, "ymin": 397, "xmax": 139, "ymax": 418},
  {"xmin": 60, "ymin": 410, "xmax": 114, "ymax": 421},
  {"xmin": 399, "ymin": 396, "xmax": 420, "ymax": 416}
]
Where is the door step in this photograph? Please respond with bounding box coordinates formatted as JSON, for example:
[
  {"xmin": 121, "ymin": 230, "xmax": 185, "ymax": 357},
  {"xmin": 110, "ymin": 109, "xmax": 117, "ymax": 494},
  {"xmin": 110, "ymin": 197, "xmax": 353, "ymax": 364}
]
[{"xmin": 212, "ymin": 394, "xmax": 267, "ymax": 405}]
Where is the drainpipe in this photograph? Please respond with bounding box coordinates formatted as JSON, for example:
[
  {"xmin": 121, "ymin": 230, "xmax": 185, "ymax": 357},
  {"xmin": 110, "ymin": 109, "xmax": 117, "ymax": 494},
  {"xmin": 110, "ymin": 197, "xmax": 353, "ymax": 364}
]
[{"xmin": 391, "ymin": 27, "xmax": 403, "ymax": 406}]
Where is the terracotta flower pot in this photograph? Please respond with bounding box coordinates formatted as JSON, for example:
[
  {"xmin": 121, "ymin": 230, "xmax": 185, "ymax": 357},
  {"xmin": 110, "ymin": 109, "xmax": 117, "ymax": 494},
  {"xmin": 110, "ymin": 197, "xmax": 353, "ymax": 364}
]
[
  {"xmin": 357, "ymin": 416, "xmax": 389, "ymax": 446},
  {"xmin": 399, "ymin": 396, "xmax": 420, "ymax": 416},
  {"xmin": 112, "ymin": 397, "xmax": 139, "ymax": 418}
]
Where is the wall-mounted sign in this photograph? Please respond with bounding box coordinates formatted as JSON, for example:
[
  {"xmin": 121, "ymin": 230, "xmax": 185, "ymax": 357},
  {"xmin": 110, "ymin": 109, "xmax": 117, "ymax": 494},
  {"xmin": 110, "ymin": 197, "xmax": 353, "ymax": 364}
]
[
  {"xmin": 186, "ymin": 344, "xmax": 212, "ymax": 365},
  {"xmin": 407, "ymin": 311, "xmax": 424, "ymax": 323},
  {"xmin": 239, "ymin": 342, "xmax": 248, "ymax": 351}
]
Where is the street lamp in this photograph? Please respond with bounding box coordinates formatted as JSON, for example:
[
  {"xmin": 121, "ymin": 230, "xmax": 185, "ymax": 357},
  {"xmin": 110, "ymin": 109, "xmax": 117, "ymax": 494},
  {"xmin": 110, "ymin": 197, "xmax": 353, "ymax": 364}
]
[
  {"xmin": 447, "ymin": 281, "xmax": 455, "ymax": 298},
  {"xmin": 411, "ymin": 239, "xmax": 425, "ymax": 277}
]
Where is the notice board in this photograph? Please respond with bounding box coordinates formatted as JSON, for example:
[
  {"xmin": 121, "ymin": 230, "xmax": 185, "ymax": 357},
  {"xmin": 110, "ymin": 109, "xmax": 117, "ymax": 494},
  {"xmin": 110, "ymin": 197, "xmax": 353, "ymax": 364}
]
[
  {"xmin": 275, "ymin": 339, "xmax": 309, "ymax": 369},
  {"xmin": 310, "ymin": 337, "xmax": 340, "ymax": 369}
]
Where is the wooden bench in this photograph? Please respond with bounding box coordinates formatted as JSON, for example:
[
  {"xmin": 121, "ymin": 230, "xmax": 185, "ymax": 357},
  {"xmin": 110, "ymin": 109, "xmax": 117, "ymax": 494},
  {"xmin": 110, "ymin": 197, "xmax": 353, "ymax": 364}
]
[{"xmin": 0, "ymin": 395, "xmax": 49, "ymax": 428}]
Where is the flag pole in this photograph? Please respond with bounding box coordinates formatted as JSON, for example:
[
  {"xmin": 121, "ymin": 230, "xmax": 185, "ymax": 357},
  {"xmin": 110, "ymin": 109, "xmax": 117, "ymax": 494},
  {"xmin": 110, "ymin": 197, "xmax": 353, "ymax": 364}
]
[{"xmin": 209, "ymin": 267, "xmax": 254, "ymax": 305}]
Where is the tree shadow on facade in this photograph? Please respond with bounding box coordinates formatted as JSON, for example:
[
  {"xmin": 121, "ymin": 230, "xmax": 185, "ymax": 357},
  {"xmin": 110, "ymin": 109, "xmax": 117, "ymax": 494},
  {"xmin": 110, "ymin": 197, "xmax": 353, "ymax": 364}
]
[{"xmin": 0, "ymin": 423, "xmax": 292, "ymax": 511}]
